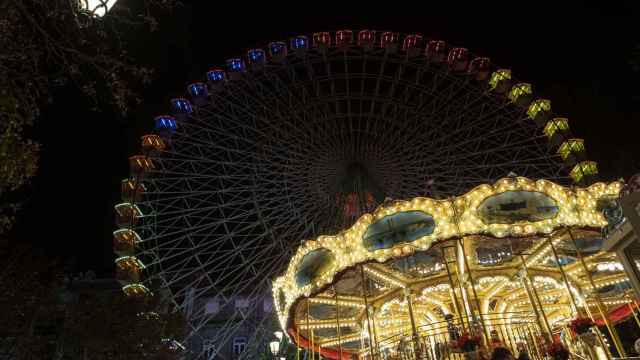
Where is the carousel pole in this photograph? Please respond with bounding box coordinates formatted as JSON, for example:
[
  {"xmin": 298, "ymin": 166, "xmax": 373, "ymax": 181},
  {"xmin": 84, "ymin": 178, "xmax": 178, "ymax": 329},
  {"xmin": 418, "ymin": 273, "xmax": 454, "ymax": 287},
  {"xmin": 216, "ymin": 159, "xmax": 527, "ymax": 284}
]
[
  {"xmin": 306, "ymin": 298, "xmax": 312, "ymax": 360},
  {"xmin": 567, "ymin": 228, "xmax": 627, "ymax": 357},
  {"xmin": 514, "ymin": 325, "xmax": 535, "ymax": 360},
  {"xmin": 519, "ymin": 255, "xmax": 553, "ymax": 343},
  {"xmin": 360, "ymin": 265, "xmax": 376, "ymax": 359},
  {"xmin": 449, "ymin": 201, "xmax": 475, "ymax": 330},
  {"xmin": 454, "ymin": 243, "xmax": 475, "ymax": 333},
  {"xmin": 442, "ymin": 247, "xmax": 467, "ymax": 332},
  {"xmin": 451, "ymin": 199, "xmax": 490, "ymax": 342},
  {"xmin": 452, "ymin": 245, "xmax": 473, "ymax": 327},
  {"xmin": 405, "ymin": 288, "xmax": 423, "ymax": 359},
  {"xmin": 503, "ymin": 314, "xmax": 516, "ymax": 353},
  {"xmin": 311, "ymin": 329, "xmax": 315, "ymax": 360},
  {"xmin": 528, "ymin": 272, "xmax": 554, "ymax": 339},
  {"xmin": 297, "ymin": 327, "xmax": 301, "ymax": 360},
  {"xmin": 371, "ymin": 307, "xmax": 380, "ymax": 357},
  {"xmin": 497, "ymin": 320, "xmax": 515, "ymax": 351},
  {"xmin": 523, "ymin": 323, "xmax": 544, "ymax": 360},
  {"xmin": 626, "ymin": 299, "xmax": 640, "ymax": 330},
  {"xmin": 458, "ymin": 237, "xmax": 490, "ymax": 344},
  {"xmin": 547, "ymin": 237, "xmax": 579, "ymax": 314},
  {"xmin": 582, "ymin": 303, "xmax": 614, "ymax": 360},
  {"xmin": 307, "ymin": 298, "xmax": 315, "ymax": 360},
  {"xmin": 334, "ymin": 286, "xmax": 343, "ymax": 359}
]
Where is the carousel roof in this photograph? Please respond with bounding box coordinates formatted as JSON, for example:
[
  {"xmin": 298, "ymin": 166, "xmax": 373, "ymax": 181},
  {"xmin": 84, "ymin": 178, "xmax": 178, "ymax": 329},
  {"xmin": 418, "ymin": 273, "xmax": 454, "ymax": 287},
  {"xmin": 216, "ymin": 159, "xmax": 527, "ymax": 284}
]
[{"xmin": 272, "ymin": 177, "xmax": 629, "ymax": 358}]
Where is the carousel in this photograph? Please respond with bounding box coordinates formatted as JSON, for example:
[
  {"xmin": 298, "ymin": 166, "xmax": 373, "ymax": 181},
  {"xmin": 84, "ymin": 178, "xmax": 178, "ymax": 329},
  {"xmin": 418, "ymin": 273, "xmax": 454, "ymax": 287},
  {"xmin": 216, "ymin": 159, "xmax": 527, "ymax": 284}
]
[{"xmin": 272, "ymin": 177, "xmax": 637, "ymax": 360}]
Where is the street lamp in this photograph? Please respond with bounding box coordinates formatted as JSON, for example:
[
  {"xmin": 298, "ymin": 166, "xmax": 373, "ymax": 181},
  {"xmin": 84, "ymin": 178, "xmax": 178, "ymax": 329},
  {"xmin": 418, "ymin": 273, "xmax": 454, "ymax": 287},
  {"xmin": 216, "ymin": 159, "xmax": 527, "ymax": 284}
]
[
  {"xmin": 274, "ymin": 331, "xmax": 284, "ymax": 341},
  {"xmin": 269, "ymin": 340, "xmax": 280, "ymax": 358},
  {"xmin": 79, "ymin": 0, "xmax": 118, "ymax": 17}
]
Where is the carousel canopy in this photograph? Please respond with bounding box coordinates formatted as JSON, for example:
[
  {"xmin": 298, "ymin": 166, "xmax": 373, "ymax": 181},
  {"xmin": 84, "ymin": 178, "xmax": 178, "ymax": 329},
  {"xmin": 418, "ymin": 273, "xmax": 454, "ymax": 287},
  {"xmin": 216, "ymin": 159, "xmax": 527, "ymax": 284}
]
[{"xmin": 272, "ymin": 177, "xmax": 629, "ymax": 359}]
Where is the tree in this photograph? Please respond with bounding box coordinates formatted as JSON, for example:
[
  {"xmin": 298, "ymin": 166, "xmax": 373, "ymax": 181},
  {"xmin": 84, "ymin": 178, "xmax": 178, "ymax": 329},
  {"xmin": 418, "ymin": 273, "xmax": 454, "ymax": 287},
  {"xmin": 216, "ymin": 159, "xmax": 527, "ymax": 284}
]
[
  {"xmin": 59, "ymin": 288, "xmax": 187, "ymax": 359},
  {"xmin": 0, "ymin": 236, "xmax": 187, "ymax": 359},
  {"xmin": 0, "ymin": 0, "xmax": 176, "ymax": 233},
  {"xmin": 0, "ymin": 237, "xmax": 63, "ymax": 359},
  {"xmin": 629, "ymin": 43, "xmax": 640, "ymax": 73}
]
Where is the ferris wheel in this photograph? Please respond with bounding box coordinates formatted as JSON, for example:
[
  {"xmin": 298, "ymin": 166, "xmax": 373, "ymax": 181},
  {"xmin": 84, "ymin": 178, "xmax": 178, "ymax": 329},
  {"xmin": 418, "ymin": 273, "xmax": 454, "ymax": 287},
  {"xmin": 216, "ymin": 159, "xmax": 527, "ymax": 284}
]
[{"xmin": 112, "ymin": 30, "xmax": 598, "ymax": 358}]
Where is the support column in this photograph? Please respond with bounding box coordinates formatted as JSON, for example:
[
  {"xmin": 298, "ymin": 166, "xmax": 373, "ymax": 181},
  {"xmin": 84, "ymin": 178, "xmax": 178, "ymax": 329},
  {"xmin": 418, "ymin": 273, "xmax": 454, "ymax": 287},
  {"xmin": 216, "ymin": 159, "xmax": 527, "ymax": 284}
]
[
  {"xmin": 297, "ymin": 328, "xmax": 301, "ymax": 360},
  {"xmin": 627, "ymin": 299, "xmax": 640, "ymax": 330},
  {"xmin": 519, "ymin": 255, "xmax": 552, "ymax": 343},
  {"xmin": 442, "ymin": 247, "xmax": 466, "ymax": 333},
  {"xmin": 371, "ymin": 307, "xmax": 380, "ymax": 357},
  {"xmin": 360, "ymin": 265, "xmax": 375, "ymax": 360},
  {"xmin": 547, "ymin": 237, "xmax": 579, "ymax": 314},
  {"xmin": 618, "ymin": 248, "xmax": 640, "ymax": 299},
  {"xmin": 306, "ymin": 299, "xmax": 313, "ymax": 360},
  {"xmin": 528, "ymin": 273, "xmax": 553, "ymax": 341},
  {"xmin": 568, "ymin": 228, "xmax": 627, "ymax": 357},
  {"xmin": 455, "ymin": 242, "xmax": 474, "ymax": 326},
  {"xmin": 334, "ymin": 287, "xmax": 343, "ymax": 359},
  {"xmin": 405, "ymin": 288, "xmax": 423, "ymax": 359},
  {"xmin": 458, "ymin": 237, "xmax": 489, "ymax": 344},
  {"xmin": 582, "ymin": 302, "xmax": 613, "ymax": 360}
]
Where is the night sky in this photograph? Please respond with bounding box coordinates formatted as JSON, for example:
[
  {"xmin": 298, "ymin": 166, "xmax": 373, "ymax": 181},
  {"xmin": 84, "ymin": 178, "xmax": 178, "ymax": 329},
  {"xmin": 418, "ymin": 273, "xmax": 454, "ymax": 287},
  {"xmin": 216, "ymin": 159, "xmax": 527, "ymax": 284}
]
[{"xmin": 12, "ymin": 3, "xmax": 640, "ymax": 277}]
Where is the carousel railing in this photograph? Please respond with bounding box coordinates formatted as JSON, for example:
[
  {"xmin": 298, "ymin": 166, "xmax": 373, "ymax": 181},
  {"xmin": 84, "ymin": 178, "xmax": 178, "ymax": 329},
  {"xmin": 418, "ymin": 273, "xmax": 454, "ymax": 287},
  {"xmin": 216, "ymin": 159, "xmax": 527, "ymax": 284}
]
[{"xmin": 358, "ymin": 311, "xmax": 545, "ymax": 360}]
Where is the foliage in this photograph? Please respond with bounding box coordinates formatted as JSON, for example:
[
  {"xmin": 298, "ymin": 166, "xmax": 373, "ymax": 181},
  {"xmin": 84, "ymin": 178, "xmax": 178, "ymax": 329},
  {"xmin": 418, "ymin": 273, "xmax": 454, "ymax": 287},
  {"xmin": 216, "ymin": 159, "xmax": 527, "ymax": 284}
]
[
  {"xmin": 0, "ymin": 237, "xmax": 63, "ymax": 359},
  {"xmin": 60, "ymin": 290, "xmax": 187, "ymax": 359},
  {"xmin": 630, "ymin": 43, "xmax": 640, "ymax": 73},
  {"xmin": 0, "ymin": 236, "xmax": 187, "ymax": 359},
  {"xmin": 0, "ymin": 0, "xmax": 176, "ymax": 233}
]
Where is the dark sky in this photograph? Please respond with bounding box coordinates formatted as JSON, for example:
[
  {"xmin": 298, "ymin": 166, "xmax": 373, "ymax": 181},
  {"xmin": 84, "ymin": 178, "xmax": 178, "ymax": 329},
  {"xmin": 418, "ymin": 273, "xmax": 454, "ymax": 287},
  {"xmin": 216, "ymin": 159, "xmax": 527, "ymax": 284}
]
[{"xmin": 13, "ymin": 2, "xmax": 640, "ymax": 276}]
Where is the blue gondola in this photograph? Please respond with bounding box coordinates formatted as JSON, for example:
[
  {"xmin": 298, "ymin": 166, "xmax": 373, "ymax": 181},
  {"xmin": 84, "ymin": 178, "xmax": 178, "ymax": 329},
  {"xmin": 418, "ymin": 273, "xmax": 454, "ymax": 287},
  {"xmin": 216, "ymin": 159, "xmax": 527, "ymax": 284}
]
[
  {"xmin": 154, "ymin": 115, "xmax": 177, "ymax": 137},
  {"xmin": 207, "ymin": 69, "xmax": 226, "ymax": 92},
  {"xmin": 291, "ymin": 35, "xmax": 309, "ymax": 57},
  {"xmin": 269, "ymin": 41, "xmax": 287, "ymax": 62},
  {"xmin": 170, "ymin": 98, "xmax": 193, "ymax": 120},
  {"xmin": 247, "ymin": 49, "xmax": 266, "ymax": 71},
  {"xmin": 187, "ymin": 82, "xmax": 208, "ymax": 106},
  {"xmin": 226, "ymin": 58, "xmax": 245, "ymax": 80}
]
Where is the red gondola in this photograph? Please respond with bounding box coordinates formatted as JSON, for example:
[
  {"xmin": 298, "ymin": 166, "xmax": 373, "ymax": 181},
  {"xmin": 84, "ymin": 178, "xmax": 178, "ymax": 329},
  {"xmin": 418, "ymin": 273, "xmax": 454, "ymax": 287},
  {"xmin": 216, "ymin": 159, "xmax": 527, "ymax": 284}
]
[
  {"xmin": 447, "ymin": 47, "xmax": 469, "ymax": 72},
  {"xmin": 380, "ymin": 32, "xmax": 399, "ymax": 53},
  {"xmin": 403, "ymin": 34, "xmax": 423, "ymax": 57},
  {"xmin": 312, "ymin": 32, "xmax": 331, "ymax": 49},
  {"xmin": 357, "ymin": 30, "xmax": 375, "ymax": 50},
  {"xmin": 336, "ymin": 30, "xmax": 353, "ymax": 47},
  {"xmin": 468, "ymin": 57, "xmax": 491, "ymax": 81},
  {"xmin": 426, "ymin": 40, "xmax": 446, "ymax": 63}
]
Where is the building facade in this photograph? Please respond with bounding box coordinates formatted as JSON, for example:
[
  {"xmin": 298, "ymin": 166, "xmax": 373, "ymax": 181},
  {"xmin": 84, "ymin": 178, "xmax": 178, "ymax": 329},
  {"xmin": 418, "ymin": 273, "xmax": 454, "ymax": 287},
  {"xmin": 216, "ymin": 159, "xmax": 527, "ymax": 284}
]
[
  {"xmin": 603, "ymin": 175, "xmax": 640, "ymax": 298},
  {"xmin": 187, "ymin": 292, "xmax": 279, "ymax": 359}
]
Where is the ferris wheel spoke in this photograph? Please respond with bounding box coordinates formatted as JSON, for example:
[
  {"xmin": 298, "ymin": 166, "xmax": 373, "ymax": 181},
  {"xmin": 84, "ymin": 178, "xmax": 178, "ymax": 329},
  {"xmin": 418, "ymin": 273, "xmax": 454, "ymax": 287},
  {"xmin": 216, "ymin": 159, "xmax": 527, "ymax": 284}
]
[
  {"xmin": 426, "ymin": 101, "xmax": 525, "ymax": 151},
  {"xmin": 265, "ymin": 67, "xmax": 334, "ymax": 134},
  {"xmin": 421, "ymin": 133, "xmax": 553, "ymax": 167},
  {"xmin": 427, "ymin": 115, "xmax": 545, "ymax": 162},
  {"xmin": 221, "ymin": 79, "xmax": 320, "ymax": 143}
]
